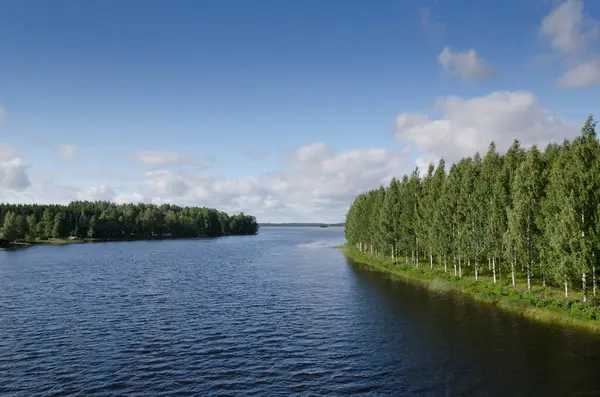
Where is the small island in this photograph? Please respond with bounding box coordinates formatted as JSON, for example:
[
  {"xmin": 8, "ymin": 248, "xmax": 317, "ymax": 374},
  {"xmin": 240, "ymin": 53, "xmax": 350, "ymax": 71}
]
[{"xmin": 0, "ymin": 201, "xmax": 259, "ymax": 247}]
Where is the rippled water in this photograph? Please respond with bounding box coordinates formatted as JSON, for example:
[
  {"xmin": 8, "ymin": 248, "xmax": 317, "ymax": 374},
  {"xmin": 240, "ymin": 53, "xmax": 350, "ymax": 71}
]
[{"xmin": 1, "ymin": 227, "xmax": 600, "ymax": 396}]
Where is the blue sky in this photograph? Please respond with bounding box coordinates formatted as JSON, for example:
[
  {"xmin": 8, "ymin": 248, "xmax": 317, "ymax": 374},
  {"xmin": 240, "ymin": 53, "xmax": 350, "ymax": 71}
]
[{"xmin": 0, "ymin": 0, "xmax": 599, "ymax": 222}]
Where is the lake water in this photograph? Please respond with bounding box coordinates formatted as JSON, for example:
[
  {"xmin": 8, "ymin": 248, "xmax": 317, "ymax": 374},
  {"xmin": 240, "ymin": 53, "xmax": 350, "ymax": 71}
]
[{"xmin": 1, "ymin": 227, "xmax": 600, "ymax": 396}]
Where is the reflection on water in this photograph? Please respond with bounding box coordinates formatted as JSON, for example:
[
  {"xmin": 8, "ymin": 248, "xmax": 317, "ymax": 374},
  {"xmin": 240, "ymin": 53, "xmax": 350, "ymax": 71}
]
[{"xmin": 0, "ymin": 228, "xmax": 599, "ymax": 396}]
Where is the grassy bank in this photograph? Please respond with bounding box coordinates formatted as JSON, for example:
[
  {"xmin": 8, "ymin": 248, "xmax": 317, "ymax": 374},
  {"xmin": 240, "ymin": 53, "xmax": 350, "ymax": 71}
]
[{"xmin": 341, "ymin": 245, "xmax": 600, "ymax": 334}]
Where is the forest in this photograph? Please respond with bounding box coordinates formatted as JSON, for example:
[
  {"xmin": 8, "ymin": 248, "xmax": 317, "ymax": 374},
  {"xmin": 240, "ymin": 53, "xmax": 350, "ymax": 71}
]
[
  {"xmin": 345, "ymin": 115, "xmax": 600, "ymax": 305},
  {"xmin": 0, "ymin": 201, "xmax": 259, "ymax": 242}
]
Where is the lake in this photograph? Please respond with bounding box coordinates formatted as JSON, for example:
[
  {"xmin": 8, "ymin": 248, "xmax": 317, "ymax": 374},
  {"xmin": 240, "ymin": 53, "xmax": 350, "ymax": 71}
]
[{"xmin": 1, "ymin": 227, "xmax": 600, "ymax": 396}]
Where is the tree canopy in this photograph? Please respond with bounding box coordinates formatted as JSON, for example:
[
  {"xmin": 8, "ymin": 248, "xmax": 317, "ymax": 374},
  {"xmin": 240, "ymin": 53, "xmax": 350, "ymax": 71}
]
[
  {"xmin": 0, "ymin": 201, "xmax": 259, "ymax": 242},
  {"xmin": 345, "ymin": 115, "xmax": 599, "ymax": 302}
]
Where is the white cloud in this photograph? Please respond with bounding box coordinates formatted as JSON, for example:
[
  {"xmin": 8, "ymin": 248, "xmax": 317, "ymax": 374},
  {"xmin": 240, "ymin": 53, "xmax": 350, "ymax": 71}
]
[
  {"xmin": 133, "ymin": 151, "xmax": 211, "ymax": 169},
  {"xmin": 540, "ymin": 0, "xmax": 600, "ymax": 87},
  {"xmin": 131, "ymin": 144, "xmax": 412, "ymax": 222},
  {"xmin": 438, "ymin": 46, "xmax": 495, "ymax": 80},
  {"xmin": 113, "ymin": 192, "xmax": 145, "ymax": 204},
  {"xmin": 540, "ymin": 0, "xmax": 597, "ymax": 56},
  {"xmin": 76, "ymin": 185, "xmax": 116, "ymax": 201},
  {"xmin": 395, "ymin": 91, "xmax": 578, "ymax": 166},
  {"xmin": 557, "ymin": 58, "xmax": 600, "ymax": 87},
  {"xmin": 57, "ymin": 145, "xmax": 76, "ymax": 161},
  {"xmin": 0, "ymin": 144, "xmax": 31, "ymax": 191},
  {"xmin": 0, "ymin": 91, "xmax": 583, "ymax": 223}
]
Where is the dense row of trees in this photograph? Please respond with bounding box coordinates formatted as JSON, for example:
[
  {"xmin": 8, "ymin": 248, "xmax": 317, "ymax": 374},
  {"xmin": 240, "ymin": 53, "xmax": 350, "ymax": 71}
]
[
  {"xmin": 0, "ymin": 201, "xmax": 259, "ymax": 242},
  {"xmin": 345, "ymin": 116, "xmax": 599, "ymax": 302}
]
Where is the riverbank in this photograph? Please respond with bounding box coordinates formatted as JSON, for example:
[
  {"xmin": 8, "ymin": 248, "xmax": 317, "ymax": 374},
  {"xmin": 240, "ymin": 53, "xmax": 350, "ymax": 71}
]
[
  {"xmin": 341, "ymin": 246, "xmax": 600, "ymax": 334},
  {"xmin": 1, "ymin": 233, "xmax": 259, "ymax": 248}
]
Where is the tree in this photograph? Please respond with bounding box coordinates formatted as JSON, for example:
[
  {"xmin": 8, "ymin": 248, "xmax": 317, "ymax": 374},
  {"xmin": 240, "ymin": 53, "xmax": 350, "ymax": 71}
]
[
  {"xmin": 52, "ymin": 212, "xmax": 69, "ymax": 238},
  {"xmin": 2, "ymin": 211, "xmax": 19, "ymax": 242},
  {"xmin": 508, "ymin": 146, "xmax": 544, "ymax": 291}
]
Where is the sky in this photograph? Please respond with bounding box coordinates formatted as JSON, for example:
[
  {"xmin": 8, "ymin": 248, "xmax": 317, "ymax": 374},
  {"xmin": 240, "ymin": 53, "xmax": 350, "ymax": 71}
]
[{"xmin": 0, "ymin": 0, "xmax": 599, "ymax": 223}]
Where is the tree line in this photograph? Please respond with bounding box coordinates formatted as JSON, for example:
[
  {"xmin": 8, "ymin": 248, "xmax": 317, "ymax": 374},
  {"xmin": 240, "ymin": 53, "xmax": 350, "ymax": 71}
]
[
  {"xmin": 345, "ymin": 115, "xmax": 599, "ymax": 302},
  {"xmin": 0, "ymin": 201, "xmax": 259, "ymax": 242}
]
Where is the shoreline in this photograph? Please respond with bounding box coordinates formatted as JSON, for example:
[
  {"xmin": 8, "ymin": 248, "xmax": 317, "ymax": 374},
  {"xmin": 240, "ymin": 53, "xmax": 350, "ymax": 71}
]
[
  {"xmin": 0, "ymin": 233, "xmax": 259, "ymax": 248},
  {"xmin": 341, "ymin": 246, "xmax": 600, "ymax": 335}
]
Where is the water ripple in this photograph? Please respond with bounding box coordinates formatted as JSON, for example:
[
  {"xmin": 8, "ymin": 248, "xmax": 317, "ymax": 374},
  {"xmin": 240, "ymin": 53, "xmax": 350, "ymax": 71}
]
[{"xmin": 2, "ymin": 229, "xmax": 600, "ymax": 396}]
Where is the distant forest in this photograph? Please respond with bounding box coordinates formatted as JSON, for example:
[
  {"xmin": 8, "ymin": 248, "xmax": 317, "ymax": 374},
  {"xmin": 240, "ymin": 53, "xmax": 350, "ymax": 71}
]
[
  {"xmin": 345, "ymin": 115, "xmax": 600, "ymax": 302},
  {"xmin": 0, "ymin": 201, "xmax": 259, "ymax": 242}
]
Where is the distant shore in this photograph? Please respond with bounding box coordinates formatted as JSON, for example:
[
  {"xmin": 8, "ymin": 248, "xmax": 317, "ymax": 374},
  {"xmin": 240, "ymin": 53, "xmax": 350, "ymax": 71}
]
[
  {"xmin": 0, "ymin": 234, "xmax": 258, "ymax": 248},
  {"xmin": 341, "ymin": 245, "xmax": 600, "ymax": 334}
]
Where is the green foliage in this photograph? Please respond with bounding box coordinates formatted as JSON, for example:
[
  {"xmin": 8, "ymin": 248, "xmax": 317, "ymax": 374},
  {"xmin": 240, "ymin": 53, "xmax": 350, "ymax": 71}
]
[
  {"xmin": 345, "ymin": 115, "xmax": 600, "ymax": 307},
  {"xmin": 0, "ymin": 201, "xmax": 259, "ymax": 242}
]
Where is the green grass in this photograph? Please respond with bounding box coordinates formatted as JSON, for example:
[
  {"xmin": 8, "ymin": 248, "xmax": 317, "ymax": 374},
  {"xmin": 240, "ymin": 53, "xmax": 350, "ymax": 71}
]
[{"xmin": 341, "ymin": 245, "xmax": 600, "ymax": 334}]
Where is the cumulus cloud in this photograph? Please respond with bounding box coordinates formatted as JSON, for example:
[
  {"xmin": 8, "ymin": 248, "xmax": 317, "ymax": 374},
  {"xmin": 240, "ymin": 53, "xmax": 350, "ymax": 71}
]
[
  {"xmin": 76, "ymin": 185, "xmax": 116, "ymax": 201},
  {"xmin": 132, "ymin": 144, "xmax": 412, "ymax": 222},
  {"xmin": 557, "ymin": 58, "xmax": 600, "ymax": 87},
  {"xmin": 133, "ymin": 151, "xmax": 211, "ymax": 169},
  {"xmin": 57, "ymin": 145, "xmax": 76, "ymax": 161},
  {"xmin": 0, "ymin": 144, "xmax": 31, "ymax": 191},
  {"xmin": 395, "ymin": 91, "xmax": 578, "ymax": 166},
  {"xmin": 540, "ymin": 0, "xmax": 600, "ymax": 87},
  {"xmin": 438, "ymin": 46, "xmax": 495, "ymax": 80}
]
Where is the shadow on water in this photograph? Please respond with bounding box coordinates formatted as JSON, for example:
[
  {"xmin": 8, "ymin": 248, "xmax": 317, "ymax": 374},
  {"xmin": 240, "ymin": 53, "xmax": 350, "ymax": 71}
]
[{"xmin": 347, "ymin": 260, "xmax": 600, "ymax": 397}]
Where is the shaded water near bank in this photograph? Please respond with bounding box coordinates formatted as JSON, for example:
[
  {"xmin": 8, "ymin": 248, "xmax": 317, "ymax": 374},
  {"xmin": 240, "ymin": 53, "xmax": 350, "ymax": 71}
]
[{"xmin": 1, "ymin": 228, "xmax": 599, "ymax": 396}]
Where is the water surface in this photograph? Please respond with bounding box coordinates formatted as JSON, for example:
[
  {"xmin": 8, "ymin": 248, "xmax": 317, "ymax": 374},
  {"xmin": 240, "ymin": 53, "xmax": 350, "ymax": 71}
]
[{"xmin": 1, "ymin": 228, "xmax": 599, "ymax": 396}]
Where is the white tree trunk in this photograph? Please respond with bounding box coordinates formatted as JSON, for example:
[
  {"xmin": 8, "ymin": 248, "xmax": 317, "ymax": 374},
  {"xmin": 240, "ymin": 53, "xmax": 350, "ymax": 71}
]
[
  {"xmin": 416, "ymin": 246, "xmax": 419, "ymax": 268},
  {"xmin": 458, "ymin": 257, "xmax": 462, "ymax": 278},
  {"xmin": 492, "ymin": 257, "xmax": 496, "ymax": 284},
  {"xmin": 453, "ymin": 255, "xmax": 457, "ymax": 277},
  {"xmin": 527, "ymin": 263, "xmax": 531, "ymax": 291},
  {"xmin": 511, "ymin": 258, "xmax": 516, "ymax": 288},
  {"xmin": 565, "ymin": 280, "xmax": 569, "ymax": 298},
  {"xmin": 475, "ymin": 259, "xmax": 479, "ymax": 281},
  {"xmin": 582, "ymin": 271, "xmax": 587, "ymax": 303},
  {"xmin": 430, "ymin": 250, "xmax": 433, "ymax": 270},
  {"xmin": 444, "ymin": 255, "xmax": 447, "ymax": 273},
  {"xmin": 593, "ymin": 268, "xmax": 597, "ymax": 297}
]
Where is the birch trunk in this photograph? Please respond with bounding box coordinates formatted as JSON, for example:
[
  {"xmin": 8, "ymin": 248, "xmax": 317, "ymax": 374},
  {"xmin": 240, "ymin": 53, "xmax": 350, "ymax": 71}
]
[
  {"xmin": 582, "ymin": 271, "xmax": 588, "ymax": 303},
  {"xmin": 593, "ymin": 268, "xmax": 597, "ymax": 297},
  {"xmin": 492, "ymin": 257, "xmax": 496, "ymax": 284},
  {"xmin": 592, "ymin": 252, "xmax": 596, "ymax": 297},
  {"xmin": 475, "ymin": 259, "xmax": 479, "ymax": 281},
  {"xmin": 511, "ymin": 257, "xmax": 516, "ymax": 288},
  {"xmin": 453, "ymin": 255, "xmax": 457, "ymax": 277},
  {"xmin": 429, "ymin": 250, "xmax": 433, "ymax": 270},
  {"xmin": 444, "ymin": 255, "xmax": 447, "ymax": 273},
  {"xmin": 458, "ymin": 257, "xmax": 462, "ymax": 278},
  {"xmin": 565, "ymin": 280, "xmax": 569, "ymax": 298},
  {"xmin": 416, "ymin": 246, "xmax": 419, "ymax": 268}
]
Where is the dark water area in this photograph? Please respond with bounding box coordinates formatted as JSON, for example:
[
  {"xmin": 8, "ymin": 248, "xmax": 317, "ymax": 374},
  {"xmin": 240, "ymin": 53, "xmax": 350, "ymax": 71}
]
[{"xmin": 1, "ymin": 228, "xmax": 600, "ymax": 396}]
